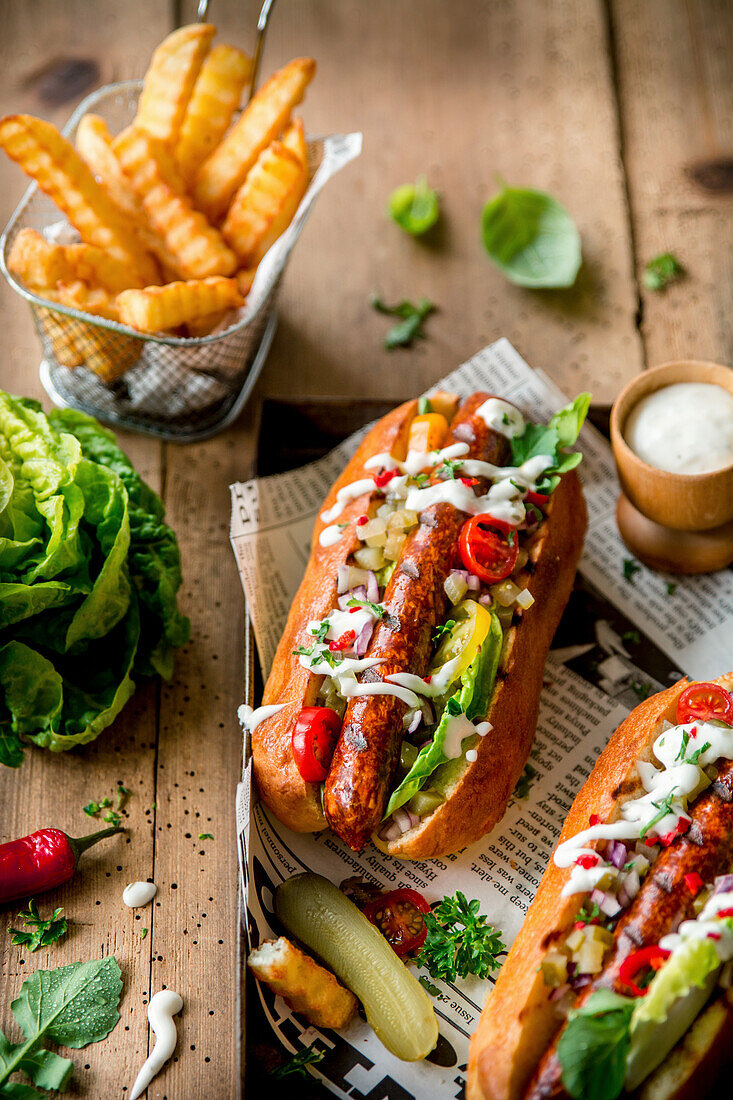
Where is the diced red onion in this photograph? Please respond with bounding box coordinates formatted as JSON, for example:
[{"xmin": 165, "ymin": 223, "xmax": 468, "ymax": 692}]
[
  {"xmin": 354, "ymin": 620, "xmax": 373, "ymax": 657},
  {"xmin": 590, "ymin": 888, "xmax": 622, "ymax": 919},
  {"xmin": 337, "ymin": 565, "xmax": 351, "ymax": 594},
  {"xmin": 378, "ymin": 820, "xmax": 402, "ymax": 841},
  {"xmin": 407, "ymin": 709, "xmax": 422, "ymax": 734},
  {"xmin": 450, "ymin": 568, "xmax": 480, "ymax": 592},
  {"xmin": 478, "ymin": 593, "xmax": 493, "ymax": 607},
  {"xmin": 393, "ymin": 808, "xmax": 418, "ymax": 834},
  {"xmin": 365, "ymin": 570, "xmax": 380, "ymax": 603},
  {"xmin": 617, "ymin": 869, "xmax": 640, "ymax": 909},
  {"xmin": 566, "ymin": 961, "xmax": 577, "ymax": 980},
  {"xmin": 338, "ymin": 584, "xmax": 368, "ymax": 611},
  {"xmin": 607, "ymin": 840, "xmax": 627, "ymax": 870},
  {"xmin": 714, "ymin": 874, "xmax": 733, "ymax": 895},
  {"xmin": 549, "ymin": 983, "xmax": 571, "ymax": 1002},
  {"xmin": 420, "ymin": 699, "xmax": 435, "ymax": 726},
  {"xmin": 571, "ymin": 973, "xmax": 593, "ymax": 990}
]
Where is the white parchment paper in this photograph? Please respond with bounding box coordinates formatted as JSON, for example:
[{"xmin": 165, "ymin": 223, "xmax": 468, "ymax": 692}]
[{"xmin": 230, "ymin": 339, "xmax": 733, "ymax": 1097}]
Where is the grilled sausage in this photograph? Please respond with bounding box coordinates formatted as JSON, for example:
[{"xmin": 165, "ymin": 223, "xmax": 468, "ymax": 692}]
[
  {"xmin": 526, "ymin": 758, "xmax": 733, "ymax": 1099},
  {"xmin": 323, "ymin": 393, "xmax": 510, "ymax": 850}
]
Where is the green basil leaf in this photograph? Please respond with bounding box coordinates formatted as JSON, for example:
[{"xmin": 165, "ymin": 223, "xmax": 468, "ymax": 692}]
[
  {"xmin": 557, "ymin": 990, "xmax": 635, "ymax": 1100},
  {"xmin": 481, "ymin": 185, "xmax": 582, "ymax": 288}
]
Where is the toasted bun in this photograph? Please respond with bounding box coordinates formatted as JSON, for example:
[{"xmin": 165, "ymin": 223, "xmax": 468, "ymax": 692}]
[
  {"xmin": 252, "ymin": 397, "xmax": 422, "ymax": 832},
  {"xmin": 467, "ymin": 672, "xmax": 733, "ymax": 1100},
  {"xmin": 378, "ymin": 466, "xmax": 587, "ymax": 858}
]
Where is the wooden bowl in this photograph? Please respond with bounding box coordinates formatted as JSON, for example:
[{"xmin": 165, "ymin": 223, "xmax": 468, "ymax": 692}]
[{"xmin": 610, "ymin": 360, "xmax": 733, "ymax": 532}]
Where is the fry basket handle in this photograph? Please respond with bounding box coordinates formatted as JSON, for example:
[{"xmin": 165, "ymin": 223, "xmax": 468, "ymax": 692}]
[{"xmin": 195, "ymin": 0, "xmax": 277, "ymax": 102}]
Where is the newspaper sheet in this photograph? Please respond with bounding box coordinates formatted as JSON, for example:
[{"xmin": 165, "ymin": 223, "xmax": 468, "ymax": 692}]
[{"xmin": 230, "ymin": 339, "xmax": 733, "ymax": 1098}]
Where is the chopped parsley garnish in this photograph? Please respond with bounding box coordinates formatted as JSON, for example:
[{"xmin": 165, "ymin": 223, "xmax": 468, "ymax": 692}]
[
  {"xmin": 413, "ymin": 471, "xmax": 430, "ymax": 487},
  {"xmin": 639, "ymin": 791, "xmax": 677, "ymax": 839},
  {"xmin": 199, "ymin": 833, "xmax": 214, "ymax": 840},
  {"xmin": 666, "ymin": 582, "xmax": 677, "ymax": 596},
  {"xmin": 347, "ymin": 596, "xmax": 385, "ymax": 618},
  {"xmin": 686, "ymin": 741, "xmax": 711, "ymax": 766},
  {"xmin": 416, "ymin": 891, "xmax": 506, "ymax": 982},
  {"xmin": 621, "ymin": 630, "xmax": 640, "ymax": 645},
  {"xmin": 9, "ymin": 899, "xmax": 67, "ymax": 952},
  {"xmin": 370, "ymin": 294, "xmax": 436, "ymax": 349},
  {"xmin": 630, "ymin": 681, "xmax": 651, "ymax": 702},
  {"xmin": 83, "ymin": 796, "xmax": 111, "ymax": 817},
  {"xmin": 445, "ymin": 697, "xmax": 463, "ymax": 717},
  {"xmin": 116, "ymin": 784, "xmax": 130, "ymax": 810},
  {"xmin": 438, "ymin": 458, "xmax": 463, "ymax": 480},
  {"xmin": 675, "ymin": 729, "xmax": 690, "ymax": 762},
  {"xmin": 513, "ymin": 763, "xmax": 538, "ymax": 800},
  {"xmin": 623, "ymin": 558, "xmax": 641, "ymax": 583},
  {"xmin": 432, "ymin": 619, "xmax": 456, "ymax": 644},
  {"xmin": 271, "ymin": 1044, "xmax": 325, "ymax": 1079},
  {"xmin": 418, "ymin": 975, "xmax": 443, "ymax": 997},
  {"xmin": 140, "ymin": 927, "xmax": 148, "ymax": 939},
  {"xmin": 103, "ymin": 809, "xmax": 121, "ymax": 827},
  {"xmin": 643, "ymin": 252, "xmax": 684, "ymax": 292}
]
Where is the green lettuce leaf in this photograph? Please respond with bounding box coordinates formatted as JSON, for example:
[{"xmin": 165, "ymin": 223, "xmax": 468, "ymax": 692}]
[
  {"xmin": 385, "ymin": 607, "xmax": 503, "ymax": 816},
  {"xmin": 557, "ymin": 989, "xmax": 635, "ymax": 1100},
  {"xmin": 510, "ymin": 392, "xmax": 590, "ymax": 494},
  {"xmin": 0, "ymin": 394, "xmax": 188, "ymax": 766}
]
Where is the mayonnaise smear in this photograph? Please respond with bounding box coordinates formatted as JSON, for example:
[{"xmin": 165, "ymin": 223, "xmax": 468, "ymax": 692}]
[{"xmin": 130, "ymin": 989, "xmax": 184, "ymax": 1100}]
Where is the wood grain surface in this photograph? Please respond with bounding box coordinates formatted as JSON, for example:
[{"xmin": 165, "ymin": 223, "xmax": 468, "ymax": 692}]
[{"xmin": 0, "ymin": 2, "xmax": 730, "ymax": 1099}]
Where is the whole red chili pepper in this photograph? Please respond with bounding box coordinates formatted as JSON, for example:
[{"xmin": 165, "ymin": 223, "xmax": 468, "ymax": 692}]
[{"xmin": 0, "ymin": 826, "xmax": 122, "ymax": 904}]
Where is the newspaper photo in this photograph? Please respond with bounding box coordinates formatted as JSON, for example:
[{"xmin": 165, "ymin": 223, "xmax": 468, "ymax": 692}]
[{"xmin": 230, "ymin": 339, "xmax": 733, "ymax": 1099}]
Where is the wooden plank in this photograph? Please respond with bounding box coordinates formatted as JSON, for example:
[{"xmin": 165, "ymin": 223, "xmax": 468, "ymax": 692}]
[
  {"xmin": 198, "ymin": 0, "xmax": 644, "ymax": 404},
  {"xmin": 610, "ymin": 0, "xmax": 733, "ymax": 366},
  {"xmin": 152, "ymin": 414, "xmax": 259, "ymax": 1099},
  {"xmin": 0, "ymin": 4, "xmax": 170, "ymax": 1099}
]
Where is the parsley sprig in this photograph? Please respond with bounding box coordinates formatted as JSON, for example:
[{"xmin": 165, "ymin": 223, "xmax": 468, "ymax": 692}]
[
  {"xmin": 686, "ymin": 740, "xmax": 711, "ymax": 766},
  {"xmin": 643, "ymin": 252, "xmax": 684, "ymax": 291},
  {"xmin": 371, "ymin": 295, "xmax": 436, "ymax": 349},
  {"xmin": 437, "ymin": 458, "xmax": 463, "ymax": 480},
  {"xmin": 432, "ymin": 619, "xmax": 456, "ymax": 644},
  {"xmin": 347, "ymin": 596, "xmax": 386, "ymax": 619},
  {"xmin": 416, "ymin": 891, "xmax": 506, "ymax": 983},
  {"xmin": 271, "ymin": 1044, "xmax": 324, "ymax": 1079},
  {"xmin": 639, "ymin": 791, "xmax": 678, "ymax": 839},
  {"xmin": 9, "ymin": 899, "xmax": 67, "ymax": 953}
]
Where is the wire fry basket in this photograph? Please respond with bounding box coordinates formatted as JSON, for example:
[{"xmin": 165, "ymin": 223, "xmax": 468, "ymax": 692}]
[{"xmin": 0, "ymin": 80, "xmax": 359, "ymax": 441}]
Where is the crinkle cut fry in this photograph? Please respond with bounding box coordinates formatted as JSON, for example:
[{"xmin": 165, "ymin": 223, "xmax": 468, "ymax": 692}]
[
  {"xmin": 176, "ymin": 43, "xmax": 252, "ymax": 184},
  {"xmin": 0, "ymin": 114, "xmax": 159, "ymax": 287},
  {"xmin": 116, "ymin": 276, "xmax": 243, "ymax": 333},
  {"xmin": 134, "ymin": 23, "xmax": 216, "ymax": 144}
]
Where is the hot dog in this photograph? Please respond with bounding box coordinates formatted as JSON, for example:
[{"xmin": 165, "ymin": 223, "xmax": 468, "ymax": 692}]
[
  {"xmin": 246, "ymin": 388, "xmax": 589, "ymax": 857},
  {"xmin": 468, "ymin": 674, "xmax": 733, "ymax": 1100}
]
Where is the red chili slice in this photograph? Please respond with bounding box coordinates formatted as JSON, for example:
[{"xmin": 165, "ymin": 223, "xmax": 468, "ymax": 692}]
[
  {"xmin": 459, "ymin": 514, "xmax": 519, "ymax": 584},
  {"xmin": 291, "ymin": 707, "xmax": 341, "ymax": 782},
  {"xmin": 589, "ymin": 814, "xmax": 602, "ymax": 826},
  {"xmin": 717, "ymin": 908, "xmax": 733, "ymax": 918},
  {"xmin": 365, "ymin": 887, "xmax": 430, "ymax": 957},
  {"xmin": 684, "ymin": 872, "xmax": 704, "ymax": 895},
  {"xmin": 372, "ymin": 468, "xmax": 399, "ymax": 489},
  {"xmin": 619, "ymin": 945, "xmax": 671, "ymax": 997},
  {"xmin": 328, "ymin": 630, "xmax": 356, "ymax": 652},
  {"xmin": 524, "ymin": 490, "xmax": 550, "ymax": 508},
  {"xmin": 676, "ymin": 682, "xmax": 733, "ymax": 725},
  {"xmin": 574, "ymin": 854, "xmax": 600, "ymax": 869}
]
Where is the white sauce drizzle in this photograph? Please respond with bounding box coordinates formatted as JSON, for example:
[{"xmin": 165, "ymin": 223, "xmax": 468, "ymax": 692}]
[
  {"xmin": 555, "ymin": 720, "xmax": 733, "ymax": 897},
  {"xmin": 659, "ymin": 891, "xmax": 733, "ymax": 960},
  {"xmin": 130, "ymin": 990, "xmax": 184, "ymax": 1100},
  {"xmin": 387, "ymin": 655, "xmax": 463, "ymax": 698},
  {"xmin": 320, "ymin": 478, "xmax": 376, "ymax": 524},
  {"xmin": 319, "ymin": 523, "xmax": 345, "ymax": 547},
  {"xmin": 476, "ymin": 397, "xmax": 526, "ymax": 439},
  {"xmin": 624, "ymin": 382, "xmax": 733, "ymax": 475},
  {"xmin": 402, "ymin": 454, "xmax": 553, "ymax": 527},
  {"xmin": 364, "ymin": 442, "xmax": 470, "ymax": 478},
  {"xmin": 237, "ymin": 703, "xmax": 286, "ymax": 731},
  {"xmin": 441, "ymin": 712, "xmax": 479, "ymax": 759},
  {"xmin": 123, "ymin": 881, "xmax": 157, "ymax": 908}
]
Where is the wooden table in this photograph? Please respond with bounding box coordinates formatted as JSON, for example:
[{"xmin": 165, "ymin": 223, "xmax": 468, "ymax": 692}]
[{"xmin": 0, "ymin": 2, "xmax": 730, "ymax": 1097}]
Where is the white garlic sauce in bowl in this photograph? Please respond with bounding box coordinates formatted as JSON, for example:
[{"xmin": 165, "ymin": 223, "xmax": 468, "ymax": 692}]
[{"xmin": 624, "ymin": 382, "xmax": 733, "ymax": 475}]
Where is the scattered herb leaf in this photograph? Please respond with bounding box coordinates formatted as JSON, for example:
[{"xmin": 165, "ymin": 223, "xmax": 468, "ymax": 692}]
[
  {"xmin": 198, "ymin": 833, "xmax": 214, "ymax": 840},
  {"xmin": 675, "ymin": 729, "xmax": 690, "ymax": 762},
  {"xmin": 643, "ymin": 252, "xmax": 684, "ymax": 292},
  {"xmin": 666, "ymin": 582, "xmax": 677, "ymax": 596},
  {"xmin": 388, "ymin": 175, "xmax": 439, "ymax": 236},
  {"xmin": 271, "ymin": 1044, "xmax": 324, "ymax": 1080},
  {"xmin": 621, "ymin": 630, "xmax": 640, "ymax": 646},
  {"xmin": 8, "ymin": 901, "xmax": 67, "ymax": 954},
  {"xmin": 115, "ymin": 784, "xmax": 130, "ymax": 810},
  {"xmin": 481, "ymin": 184, "xmax": 582, "ymax": 288},
  {"xmin": 639, "ymin": 791, "xmax": 677, "ymax": 839},
  {"xmin": 103, "ymin": 810, "xmax": 121, "ymax": 828},
  {"xmin": 438, "ymin": 458, "xmax": 463, "ymax": 480},
  {"xmin": 0, "ymin": 957, "xmax": 122, "ymax": 1094},
  {"xmin": 432, "ymin": 619, "xmax": 456, "ymax": 644},
  {"xmin": 347, "ymin": 596, "xmax": 386, "ymax": 619},
  {"xmin": 83, "ymin": 802, "xmax": 100, "ymax": 817},
  {"xmin": 557, "ymin": 989, "xmax": 635, "ymax": 1100},
  {"xmin": 686, "ymin": 741, "xmax": 711, "ymax": 766},
  {"xmin": 140, "ymin": 927, "xmax": 148, "ymax": 940},
  {"xmin": 513, "ymin": 763, "xmax": 538, "ymax": 800},
  {"xmin": 371, "ymin": 295, "xmax": 436, "ymax": 349},
  {"xmin": 623, "ymin": 558, "xmax": 641, "ymax": 583},
  {"xmin": 418, "ymin": 975, "xmax": 442, "ymax": 998},
  {"xmin": 416, "ymin": 891, "xmax": 506, "ymax": 983}
]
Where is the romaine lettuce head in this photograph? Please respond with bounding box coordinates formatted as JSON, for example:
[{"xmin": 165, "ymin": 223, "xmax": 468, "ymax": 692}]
[{"xmin": 0, "ymin": 394, "xmax": 189, "ymax": 766}]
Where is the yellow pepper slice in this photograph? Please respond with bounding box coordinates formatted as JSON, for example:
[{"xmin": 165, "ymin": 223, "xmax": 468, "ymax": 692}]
[
  {"xmin": 407, "ymin": 412, "xmax": 448, "ymax": 453},
  {"xmin": 430, "ymin": 598, "xmax": 492, "ymax": 682}
]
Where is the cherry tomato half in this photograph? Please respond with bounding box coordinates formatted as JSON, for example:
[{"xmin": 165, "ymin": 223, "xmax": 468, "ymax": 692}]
[
  {"xmin": 292, "ymin": 706, "xmax": 341, "ymax": 782},
  {"xmin": 459, "ymin": 513, "xmax": 519, "ymax": 583},
  {"xmin": 365, "ymin": 887, "xmax": 430, "ymax": 957},
  {"xmin": 676, "ymin": 682, "xmax": 733, "ymax": 726}
]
